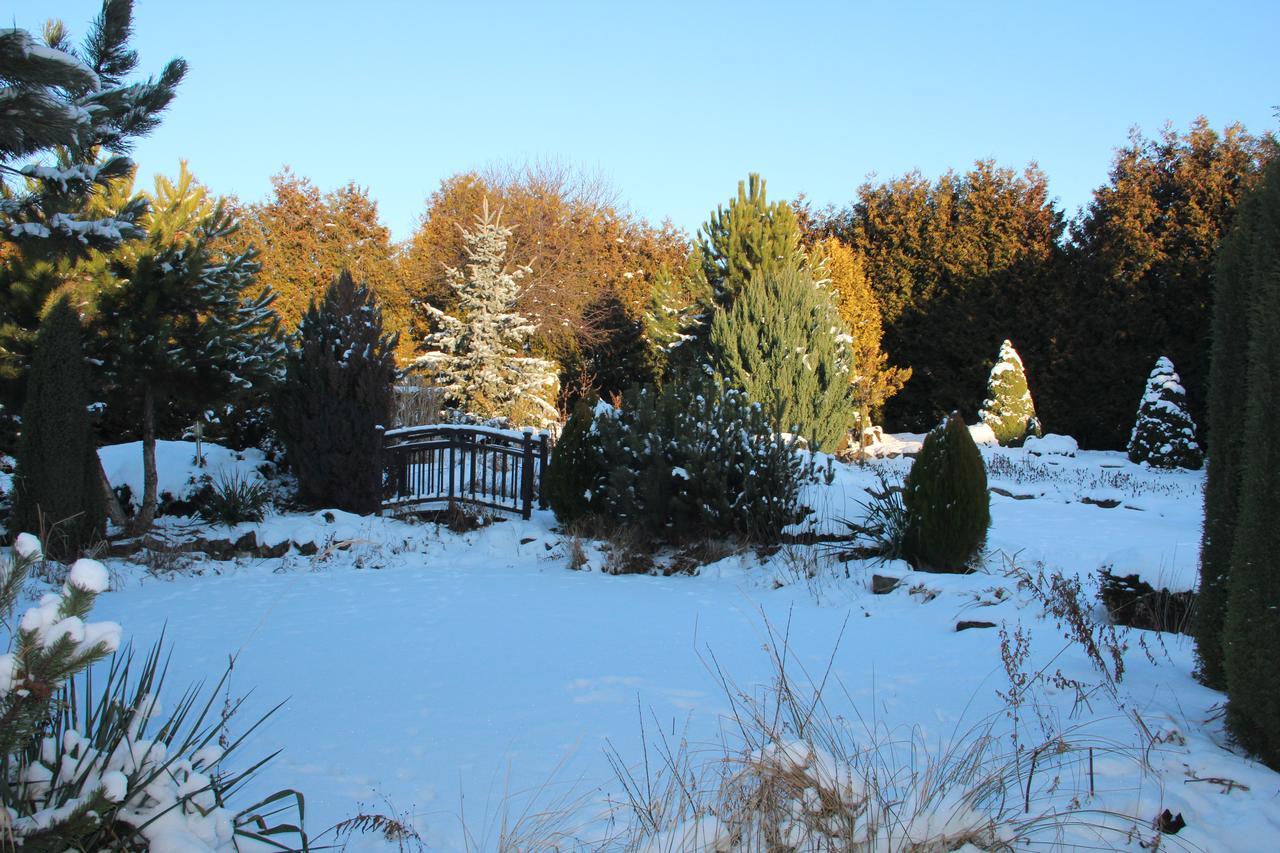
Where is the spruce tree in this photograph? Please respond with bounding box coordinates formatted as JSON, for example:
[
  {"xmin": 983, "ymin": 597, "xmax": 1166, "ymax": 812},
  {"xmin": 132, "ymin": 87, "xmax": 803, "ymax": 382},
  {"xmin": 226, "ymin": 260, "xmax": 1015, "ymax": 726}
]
[
  {"xmin": 708, "ymin": 265, "xmax": 855, "ymax": 452},
  {"xmin": 1127, "ymin": 357, "xmax": 1203, "ymax": 469},
  {"xmin": 978, "ymin": 340, "xmax": 1041, "ymax": 446},
  {"xmin": 12, "ymin": 297, "xmax": 105, "ymax": 559},
  {"xmin": 1197, "ymin": 161, "xmax": 1280, "ymax": 689},
  {"xmin": 417, "ymin": 200, "xmax": 559, "ymax": 425},
  {"xmin": 902, "ymin": 413, "xmax": 990, "ymax": 572},
  {"xmin": 276, "ymin": 271, "xmax": 397, "ymax": 514},
  {"xmin": 1222, "ymin": 158, "xmax": 1280, "ymax": 767}
]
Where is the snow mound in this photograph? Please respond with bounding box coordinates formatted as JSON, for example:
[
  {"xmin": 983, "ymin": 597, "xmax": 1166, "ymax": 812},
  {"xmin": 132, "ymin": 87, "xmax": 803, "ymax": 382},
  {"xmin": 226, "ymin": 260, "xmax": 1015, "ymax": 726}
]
[
  {"xmin": 1023, "ymin": 434, "xmax": 1078, "ymax": 457},
  {"xmin": 100, "ymin": 441, "xmax": 269, "ymax": 507}
]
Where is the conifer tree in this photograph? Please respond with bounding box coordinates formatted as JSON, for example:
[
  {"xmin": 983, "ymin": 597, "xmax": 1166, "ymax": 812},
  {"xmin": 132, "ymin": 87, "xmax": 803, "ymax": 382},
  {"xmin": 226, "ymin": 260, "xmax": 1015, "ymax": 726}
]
[
  {"xmin": 1222, "ymin": 159, "xmax": 1280, "ymax": 767},
  {"xmin": 1197, "ymin": 161, "xmax": 1280, "ymax": 689},
  {"xmin": 978, "ymin": 340, "xmax": 1041, "ymax": 446},
  {"xmin": 708, "ymin": 265, "xmax": 855, "ymax": 451},
  {"xmin": 276, "ymin": 271, "xmax": 397, "ymax": 514},
  {"xmin": 697, "ymin": 173, "xmax": 803, "ymax": 307},
  {"xmin": 902, "ymin": 413, "xmax": 990, "ymax": 572},
  {"xmin": 12, "ymin": 297, "xmax": 105, "ymax": 559},
  {"xmin": 0, "ymin": 0, "xmax": 186, "ymax": 404},
  {"xmin": 810, "ymin": 237, "xmax": 910, "ymax": 438},
  {"xmin": 1127, "ymin": 357, "xmax": 1202, "ymax": 469},
  {"xmin": 93, "ymin": 170, "xmax": 283, "ymax": 531},
  {"xmin": 417, "ymin": 200, "xmax": 559, "ymax": 425}
]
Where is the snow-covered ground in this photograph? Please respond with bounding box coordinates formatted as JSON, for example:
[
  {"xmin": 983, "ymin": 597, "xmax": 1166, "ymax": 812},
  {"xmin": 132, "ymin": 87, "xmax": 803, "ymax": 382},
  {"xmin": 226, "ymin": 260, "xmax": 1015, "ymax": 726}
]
[{"xmin": 20, "ymin": 437, "xmax": 1275, "ymax": 848}]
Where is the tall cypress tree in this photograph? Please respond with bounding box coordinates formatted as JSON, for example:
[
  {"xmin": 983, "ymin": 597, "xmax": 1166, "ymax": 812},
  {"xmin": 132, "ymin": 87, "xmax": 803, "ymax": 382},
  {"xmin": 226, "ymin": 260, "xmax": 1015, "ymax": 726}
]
[
  {"xmin": 12, "ymin": 297, "xmax": 105, "ymax": 559},
  {"xmin": 276, "ymin": 271, "xmax": 397, "ymax": 514},
  {"xmin": 1221, "ymin": 163, "xmax": 1280, "ymax": 763},
  {"xmin": 708, "ymin": 265, "xmax": 855, "ymax": 451},
  {"xmin": 1197, "ymin": 162, "xmax": 1279, "ymax": 688}
]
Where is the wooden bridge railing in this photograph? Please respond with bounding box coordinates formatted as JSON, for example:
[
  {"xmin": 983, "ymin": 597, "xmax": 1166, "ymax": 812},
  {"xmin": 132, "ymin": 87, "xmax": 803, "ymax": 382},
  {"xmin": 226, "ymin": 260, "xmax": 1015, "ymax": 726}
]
[{"xmin": 383, "ymin": 424, "xmax": 550, "ymax": 519}]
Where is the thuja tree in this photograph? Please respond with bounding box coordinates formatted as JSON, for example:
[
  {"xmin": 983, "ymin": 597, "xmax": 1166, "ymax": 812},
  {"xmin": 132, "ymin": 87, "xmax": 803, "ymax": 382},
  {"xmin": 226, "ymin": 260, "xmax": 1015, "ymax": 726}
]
[
  {"xmin": 1222, "ymin": 161, "xmax": 1280, "ymax": 765},
  {"xmin": 978, "ymin": 339, "xmax": 1041, "ymax": 445},
  {"xmin": 1197, "ymin": 161, "xmax": 1280, "ymax": 689},
  {"xmin": 11, "ymin": 297, "xmax": 105, "ymax": 558},
  {"xmin": 276, "ymin": 271, "xmax": 397, "ymax": 514},
  {"xmin": 417, "ymin": 200, "xmax": 558, "ymax": 425},
  {"xmin": 902, "ymin": 413, "xmax": 990, "ymax": 572},
  {"xmin": 1127, "ymin": 357, "xmax": 1202, "ymax": 469},
  {"xmin": 708, "ymin": 265, "xmax": 855, "ymax": 451}
]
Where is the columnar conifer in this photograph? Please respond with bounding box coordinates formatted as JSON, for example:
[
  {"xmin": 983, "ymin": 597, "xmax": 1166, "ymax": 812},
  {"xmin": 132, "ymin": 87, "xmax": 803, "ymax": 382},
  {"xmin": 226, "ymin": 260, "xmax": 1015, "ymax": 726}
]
[
  {"xmin": 979, "ymin": 340, "xmax": 1041, "ymax": 446},
  {"xmin": 1127, "ymin": 357, "xmax": 1202, "ymax": 469}
]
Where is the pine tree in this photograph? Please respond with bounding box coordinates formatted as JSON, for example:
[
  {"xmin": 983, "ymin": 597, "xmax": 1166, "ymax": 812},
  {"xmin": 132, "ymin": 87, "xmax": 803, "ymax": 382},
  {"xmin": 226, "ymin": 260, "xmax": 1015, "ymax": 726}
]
[
  {"xmin": 1127, "ymin": 357, "xmax": 1202, "ymax": 469},
  {"xmin": 417, "ymin": 200, "xmax": 558, "ymax": 425},
  {"xmin": 708, "ymin": 265, "xmax": 855, "ymax": 452},
  {"xmin": 1197, "ymin": 161, "xmax": 1280, "ymax": 689},
  {"xmin": 697, "ymin": 173, "xmax": 803, "ymax": 307},
  {"xmin": 93, "ymin": 170, "xmax": 283, "ymax": 531},
  {"xmin": 902, "ymin": 413, "xmax": 990, "ymax": 572},
  {"xmin": 276, "ymin": 271, "xmax": 397, "ymax": 514},
  {"xmin": 1222, "ymin": 159, "xmax": 1280, "ymax": 767},
  {"xmin": 0, "ymin": 1, "xmax": 186, "ymax": 405},
  {"xmin": 12, "ymin": 297, "xmax": 105, "ymax": 559},
  {"xmin": 978, "ymin": 340, "xmax": 1041, "ymax": 446}
]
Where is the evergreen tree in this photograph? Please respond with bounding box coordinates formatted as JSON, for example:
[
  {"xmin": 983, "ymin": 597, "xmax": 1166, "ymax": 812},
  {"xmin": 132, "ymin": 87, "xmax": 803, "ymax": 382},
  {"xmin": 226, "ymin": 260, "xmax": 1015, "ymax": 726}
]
[
  {"xmin": 978, "ymin": 340, "xmax": 1041, "ymax": 446},
  {"xmin": 819, "ymin": 162, "xmax": 1064, "ymax": 431},
  {"xmin": 276, "ymin": 271, "xmax": 397, "ymax": 514},
  {"xmin": 809, "ymin": 237, "xmax": 910, "ymax": 439},
  {"xmin": 0, "ymin": 0, "xmax": 186, "ymax": 404},
  {"xmin": 1127, "ymin": 357, "xmax": 1202, "ymax": 469},
  {"xmin": 902, "ymin": 413, "xmax": 990, "ymax": 572},
  {"xmin": 1052, "ymin": 119, "xmax": 1274, "ymax": 447},
  {"xmin": 708, "ymin": 265, "xmax": 855, "ymax": 451},
  {"xmin": 12, "ymin": 297, "xmax": 105, "ymax": 559},
  {"xmin": 93, "ymin": 170, "xmax": 283, "ymax": 531},
  {"xmin": 417, "ymin": 200, "xmax": 559, "ymax": 425},
  {"xmin": 1197, "ymin": 161, "xmax": 1280, "ymax": 689},
  {"xmin": 697, "ymin": 173, "xmax": 803, "ymax": 307},
  {"xmin": 1222, "ymin": 159, "xmax": 1280, "ymax": 767}
]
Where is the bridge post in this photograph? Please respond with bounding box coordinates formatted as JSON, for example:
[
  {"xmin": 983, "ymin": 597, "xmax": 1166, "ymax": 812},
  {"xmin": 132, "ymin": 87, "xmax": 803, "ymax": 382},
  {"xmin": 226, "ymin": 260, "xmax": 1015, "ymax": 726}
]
[
  {"xmin": 538, "ymin": 432, "xmax": 549, "ymax": 510},
  {"xmin": 520, "ymin": 430, "xmax": 535, "ymax": 519}
]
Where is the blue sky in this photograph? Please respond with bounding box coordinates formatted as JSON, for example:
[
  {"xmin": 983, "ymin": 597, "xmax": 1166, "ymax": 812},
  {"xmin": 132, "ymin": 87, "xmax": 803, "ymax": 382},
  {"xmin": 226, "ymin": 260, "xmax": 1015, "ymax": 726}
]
[{"xmin": 12, "ymin": 0, "xmax": 1280, "ymax": 240}]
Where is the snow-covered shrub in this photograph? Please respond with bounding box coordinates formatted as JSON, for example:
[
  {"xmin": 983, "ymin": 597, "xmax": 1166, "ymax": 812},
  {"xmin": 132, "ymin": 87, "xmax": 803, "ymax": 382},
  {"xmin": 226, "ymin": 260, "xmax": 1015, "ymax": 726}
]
[
  {"xmin": 902, "ymin": 413, "xmax": 990, "ymax": 572},
  {"xmin": 1127, "ymin": 357, "xmax": 1202, "ymax": 469},
  {"xmin": 0, "ymin": 535, "xmax": 308, "ymax": 849},
  {"xmin": 978, "ymin": 339, "xmax": 1041, "ymax": 446},
  {"xmin": 587, "ymin": 372, "xmax": 831, "ymax": 542},
  {"xmin": 543, "ymin": 400, "xmax": 602, "ymax": 525}
]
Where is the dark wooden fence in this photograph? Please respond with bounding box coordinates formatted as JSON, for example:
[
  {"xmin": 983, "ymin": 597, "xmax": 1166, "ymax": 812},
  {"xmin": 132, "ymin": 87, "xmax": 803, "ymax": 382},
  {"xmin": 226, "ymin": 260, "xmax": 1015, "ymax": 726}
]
[{"xmin": 383, "ymin": 425, "xmax": 550, "ymax": 519}]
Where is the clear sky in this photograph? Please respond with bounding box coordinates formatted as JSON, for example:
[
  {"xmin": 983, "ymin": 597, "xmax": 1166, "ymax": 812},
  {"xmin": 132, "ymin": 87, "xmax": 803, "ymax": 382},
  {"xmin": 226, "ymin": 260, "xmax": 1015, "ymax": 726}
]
[{"xmin": 11, "ymin": 0, "xmax": 1280, "ymax": 240}]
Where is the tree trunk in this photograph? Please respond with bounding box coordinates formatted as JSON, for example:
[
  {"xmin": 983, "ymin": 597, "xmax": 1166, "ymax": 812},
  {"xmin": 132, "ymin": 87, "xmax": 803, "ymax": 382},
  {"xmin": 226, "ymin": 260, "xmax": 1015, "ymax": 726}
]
[
  {"xmin": 133, "ymin": 384, "xmax": 158, "ymax": 533},
  {"xmin": 97, "ymin": 455, "xmax": 128, "ymax": 528}
]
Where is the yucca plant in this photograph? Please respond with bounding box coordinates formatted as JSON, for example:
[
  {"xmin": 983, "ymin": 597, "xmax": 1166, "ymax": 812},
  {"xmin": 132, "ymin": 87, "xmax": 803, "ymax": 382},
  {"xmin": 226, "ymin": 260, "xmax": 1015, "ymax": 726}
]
[
  {"xmin": 199, "ymin": 471, "xmax": 272, "ymax": 525},
  {"xmin": 0, "ymin": 535, "xmax": 309, "ymax": 849}
]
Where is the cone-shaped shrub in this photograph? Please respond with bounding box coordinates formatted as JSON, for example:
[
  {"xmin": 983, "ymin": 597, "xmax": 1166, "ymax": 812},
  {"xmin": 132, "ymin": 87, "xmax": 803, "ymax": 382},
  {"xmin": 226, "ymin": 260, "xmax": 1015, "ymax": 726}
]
[
  {"xmin": 978, "ymin": 339, "xmax": 1041, "ymax": 446},
  {"xmin": 12, "ymin": 297, "xmax": 105, "ymax": 559},
  {"xmin": 276, "ymin": 271, "xmax": 397, "ymax": 514},
  {"xmin": 1127, "ymin": 357, "xmax": 1202, "ymax": 469},
  {"xmin": 902, "ymin": 413, "xmax": 990, "ymax": 572},
  {"xmin": 543, "ymin": 399, "xmax": 602, "ymax": 524}
]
